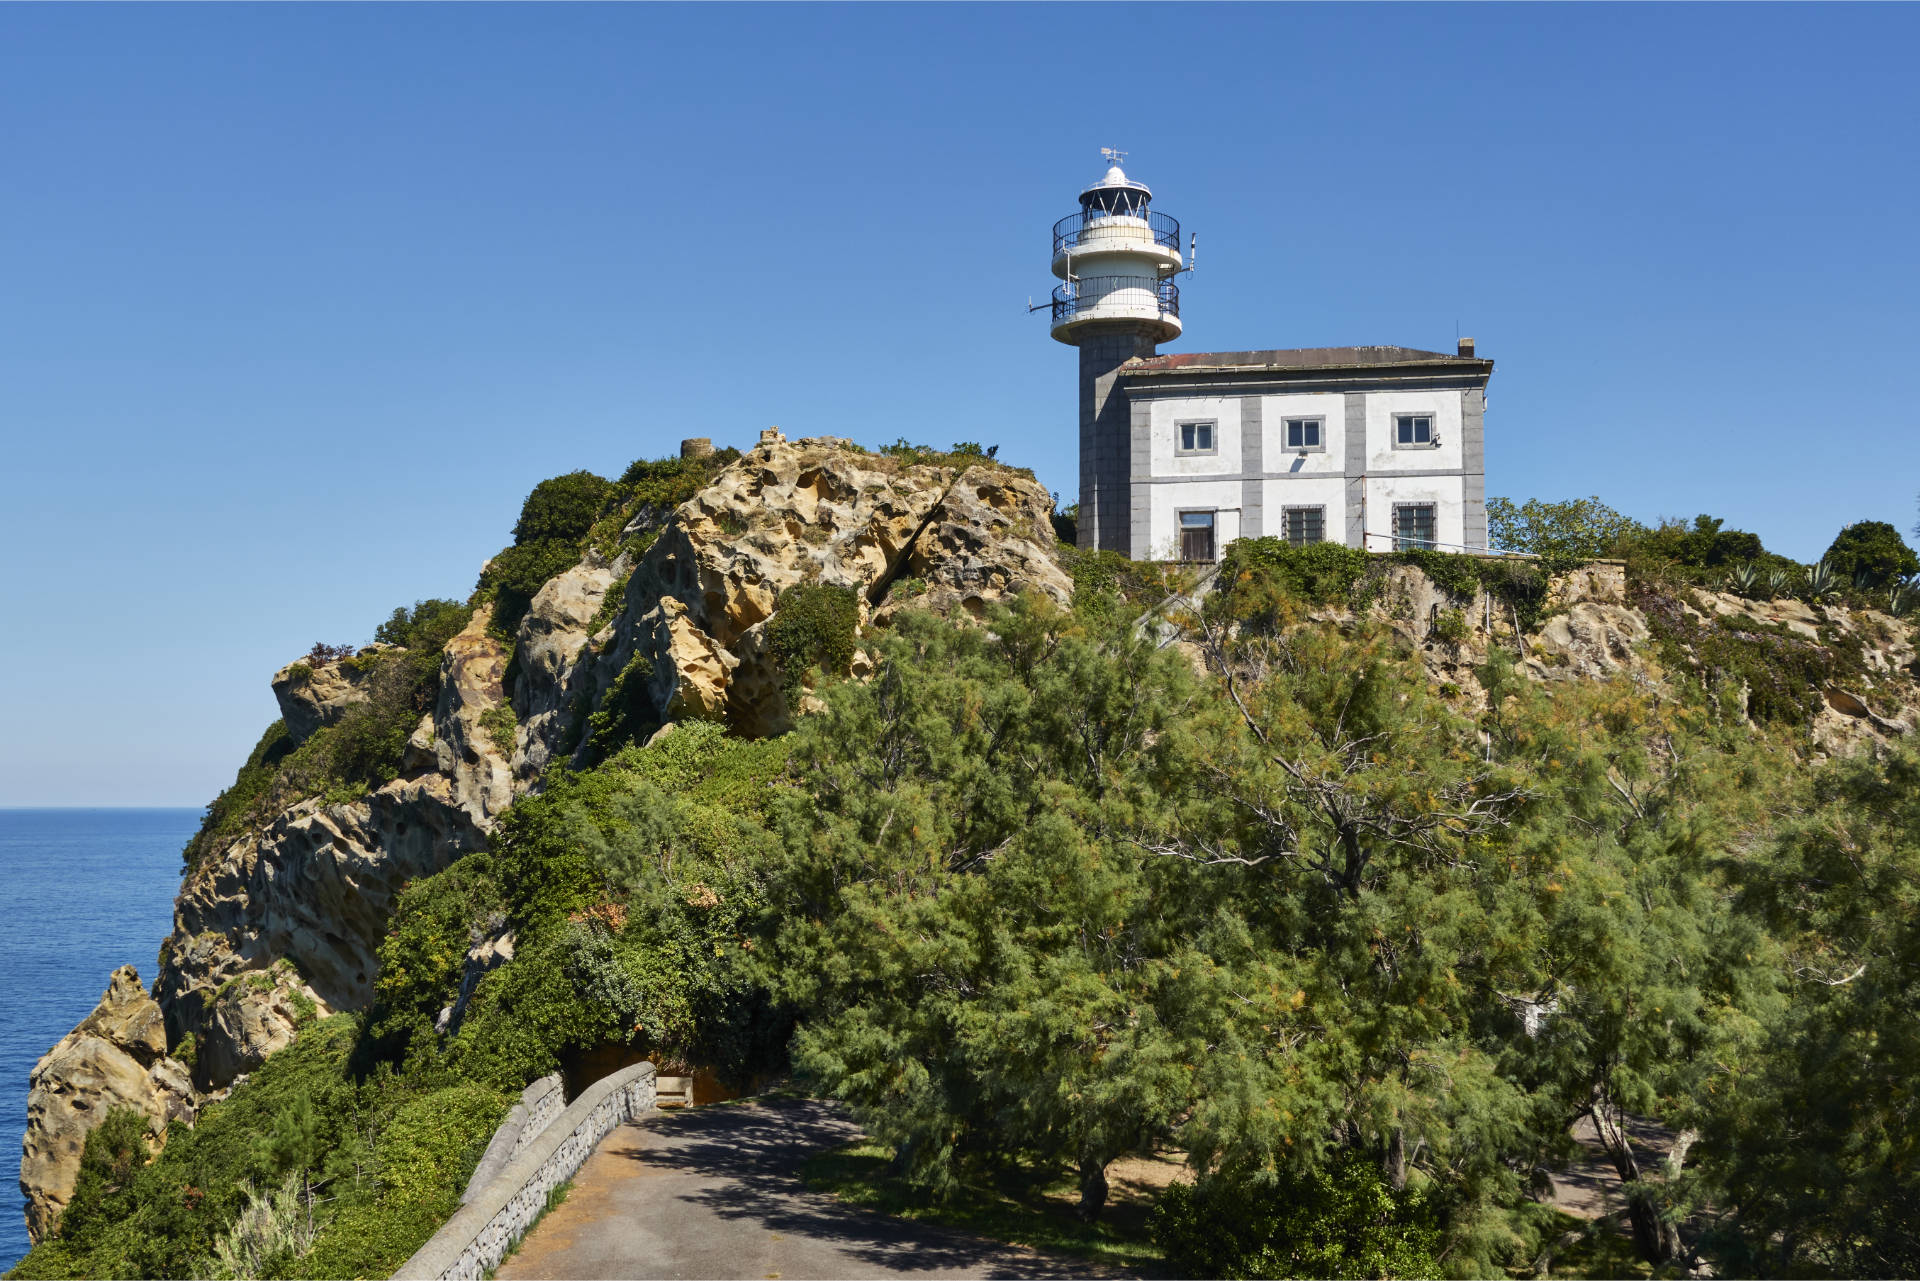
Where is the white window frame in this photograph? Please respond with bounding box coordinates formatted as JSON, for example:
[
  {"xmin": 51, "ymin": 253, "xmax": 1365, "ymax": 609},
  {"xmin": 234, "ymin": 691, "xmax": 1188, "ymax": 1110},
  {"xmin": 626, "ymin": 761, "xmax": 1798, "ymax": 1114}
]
[
  {"xmin": 1175, "ymin": 419, "xmax": 1218, "ymax": 456},
  {"xmin": 1282, "ymin": 504, "xmax": 1326, "ymax": 547},
  {"xmin": 1393, "ymin": 413, "xmax": 1438, "ymax": 450},
  {"xmin": 1284, "ymin": 417, "xmax": 1325, "ymax": 453},
  {"xmin": 1177, "ymin": 508, "xmax": 1218, "ymax": 562}
]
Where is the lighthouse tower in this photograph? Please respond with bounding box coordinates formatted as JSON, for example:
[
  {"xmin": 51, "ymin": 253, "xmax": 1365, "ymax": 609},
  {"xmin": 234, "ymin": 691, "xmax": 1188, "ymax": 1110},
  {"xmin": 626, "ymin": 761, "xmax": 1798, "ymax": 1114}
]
[{"xmin": 1049, "ymin": 151, "xmax": 1184, "ymax": 553}]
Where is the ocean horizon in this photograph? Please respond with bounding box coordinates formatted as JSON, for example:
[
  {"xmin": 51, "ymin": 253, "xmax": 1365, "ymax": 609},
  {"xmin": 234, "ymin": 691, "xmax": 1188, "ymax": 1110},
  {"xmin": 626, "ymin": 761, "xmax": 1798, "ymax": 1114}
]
[{"xmin": 1, "ymin": 807, "xmax": 197, "ymax": 1273}]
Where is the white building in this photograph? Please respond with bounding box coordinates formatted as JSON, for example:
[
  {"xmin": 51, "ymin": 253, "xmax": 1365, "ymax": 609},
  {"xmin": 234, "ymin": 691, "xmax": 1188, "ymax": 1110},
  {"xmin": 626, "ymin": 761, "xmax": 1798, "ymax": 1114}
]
[{"xmin": 1048, "ymin": 157, "xmax": 1493, "ymax": 562}]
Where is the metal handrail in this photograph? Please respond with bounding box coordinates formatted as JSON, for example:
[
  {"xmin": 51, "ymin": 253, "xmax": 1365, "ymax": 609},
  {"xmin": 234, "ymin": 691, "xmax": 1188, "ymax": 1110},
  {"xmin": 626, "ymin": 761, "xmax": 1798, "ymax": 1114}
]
[
  {"xmin": 1051, "ymin": 276, "xmax": 1179, "ymax": 325},
  {"xmin": 1051, "ymin": 209, "xmax": 1181, "ymax": 257}
]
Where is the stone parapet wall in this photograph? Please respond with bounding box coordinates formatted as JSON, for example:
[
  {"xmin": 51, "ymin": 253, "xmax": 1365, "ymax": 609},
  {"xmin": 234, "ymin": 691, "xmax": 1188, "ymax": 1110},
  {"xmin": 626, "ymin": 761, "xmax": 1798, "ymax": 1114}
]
[
  {"xmin": 396, "ymin": 1063, "xmax": 657, "ymax": 1281},
  {"xmin": 457, "ymin": 1072, "xmax": 565, "ymax": 1205}
]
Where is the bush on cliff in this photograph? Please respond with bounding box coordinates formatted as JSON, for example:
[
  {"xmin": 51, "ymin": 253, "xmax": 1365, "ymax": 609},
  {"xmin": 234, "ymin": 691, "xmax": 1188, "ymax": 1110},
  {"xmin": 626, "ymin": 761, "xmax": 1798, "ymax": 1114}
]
[
  {"xmin": 357, "ymin": 720, "xmax": 794, "ymax": 1095},
  {"xmin": 180, "ymin": 600, "xmax": 473, "ymax": 872},
  {"xmin": 9, "ymin": 1017, "xmax": 507, "ymax": 1281},
  {"xmin": 764, "ymin": 583, "xmax": 859, "ymax": 699},
  {"xmin": 1820, "ymin": 519, "xmax": 1919, "ymax": 589}
]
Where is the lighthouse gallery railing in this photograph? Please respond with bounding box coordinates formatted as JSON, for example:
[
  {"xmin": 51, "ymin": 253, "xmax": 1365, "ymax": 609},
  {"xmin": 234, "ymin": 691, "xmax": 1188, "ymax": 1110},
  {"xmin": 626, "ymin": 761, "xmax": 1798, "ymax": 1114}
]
[
  {"xmin": 1050, "ymin": 277, "xmax": 1180, "ymax": 325},
  {"xmin": 1051, "ymin": 210, "xmax": 1182, "ymax": 258}
]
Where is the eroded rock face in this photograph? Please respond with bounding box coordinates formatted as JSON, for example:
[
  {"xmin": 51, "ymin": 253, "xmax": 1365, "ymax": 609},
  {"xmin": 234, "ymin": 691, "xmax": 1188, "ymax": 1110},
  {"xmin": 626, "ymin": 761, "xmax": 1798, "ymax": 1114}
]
[
  {"xmin": 199, "ymin": 965, "xmax": 335, "ymax": 1087},
  {"xmin": 514, "ymin": 555, "xmax": 619, "ymax": 783},
  {"xmin": 899, "ymin": 465, "xmax": 1073, "ymax": 621},
  {"xmin": 432, "ymin": 605, "xmax": 515, "ymax": 823},
  {"xmin": 21, "ymin": 967, "xmax": 194, "ymax": 1243},
  {"xmin": 270, "ymin": 645, "xmax": 399, "ymax": 745},
  {"xmin": 575, "ymin": 433, "xmax": 1072, "ymax": 746},
  {"xmin": 155, "ymin": 771, "xmax": 488, "ymax": 1082},
  {"xmin": 1525, "ymin": 603, "xmax": 1653, "ymax": 682}
]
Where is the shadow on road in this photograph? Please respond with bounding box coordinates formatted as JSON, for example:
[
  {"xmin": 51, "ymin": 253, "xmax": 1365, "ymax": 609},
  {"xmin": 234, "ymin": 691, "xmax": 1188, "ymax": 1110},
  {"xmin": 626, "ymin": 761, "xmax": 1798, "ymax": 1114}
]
[{"xmin": 618, "ymin": 1097, "xmax": 1116, "ymax": 1277}]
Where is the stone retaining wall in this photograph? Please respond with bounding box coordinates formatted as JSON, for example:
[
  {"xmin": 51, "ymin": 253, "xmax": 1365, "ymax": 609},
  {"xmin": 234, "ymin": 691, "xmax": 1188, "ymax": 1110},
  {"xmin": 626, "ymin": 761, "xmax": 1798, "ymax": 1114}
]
[
  {"xmin": 395, "ymin": 1062, "xmax": 657, "ymax": 1280},
  {"xmin": 458, "ymin": 1072, "xmax": 565, "ymax": 1205}
]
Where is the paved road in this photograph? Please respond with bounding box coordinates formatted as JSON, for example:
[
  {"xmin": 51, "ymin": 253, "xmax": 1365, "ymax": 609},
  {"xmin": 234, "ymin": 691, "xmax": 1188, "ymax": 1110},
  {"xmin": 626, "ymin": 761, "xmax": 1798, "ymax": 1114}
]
[{"xmin": 495, "ymin": 1097, "xmax": 1117, "ymax": 1280}]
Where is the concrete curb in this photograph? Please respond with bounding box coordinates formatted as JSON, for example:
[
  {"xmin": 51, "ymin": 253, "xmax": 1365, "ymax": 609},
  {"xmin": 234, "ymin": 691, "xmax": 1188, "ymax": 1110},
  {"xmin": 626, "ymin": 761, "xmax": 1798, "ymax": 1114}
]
[{"xmin": 394, "ymin": 1062, "xmax": 657, "ymax": 1280}]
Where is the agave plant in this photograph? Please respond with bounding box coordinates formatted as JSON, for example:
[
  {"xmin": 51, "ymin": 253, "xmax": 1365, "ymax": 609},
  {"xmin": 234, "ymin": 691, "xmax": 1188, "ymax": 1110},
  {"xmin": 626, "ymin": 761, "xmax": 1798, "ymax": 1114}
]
[
  {"xmin": 1725, "ymin": 561, "xmax": 1764, "ymax": 597},
  {"xmin": 1805, "ymin": 559, "xmax": 1843, "ymax": 599},
  {"xmin": 1766, "ymin": 566, "xmax": 1795, "ymax": 598},
  {"xmin": 1889, "ymin": 578, "xmax": 1918, "ymax": 618}
]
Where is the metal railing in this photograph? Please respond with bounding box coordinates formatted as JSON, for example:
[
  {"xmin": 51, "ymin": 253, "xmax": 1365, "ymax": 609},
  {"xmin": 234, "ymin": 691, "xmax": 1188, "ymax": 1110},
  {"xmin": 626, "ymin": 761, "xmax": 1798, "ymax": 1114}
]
[
  {"xmin": 1051, "ymin": 209, "xmax": 1181, "ymax": 258},
  {"xmin": 1051, "ymin": 276, "xmax": 1180, "ymax": 325}
]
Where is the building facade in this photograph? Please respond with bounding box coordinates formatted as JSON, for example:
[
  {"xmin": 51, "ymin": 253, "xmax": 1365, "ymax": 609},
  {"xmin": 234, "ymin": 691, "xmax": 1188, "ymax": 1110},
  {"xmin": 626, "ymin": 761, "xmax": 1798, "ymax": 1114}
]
[{"xmin": 1048, "ymin": 159, "xmax": 1494, "ymax": 561}]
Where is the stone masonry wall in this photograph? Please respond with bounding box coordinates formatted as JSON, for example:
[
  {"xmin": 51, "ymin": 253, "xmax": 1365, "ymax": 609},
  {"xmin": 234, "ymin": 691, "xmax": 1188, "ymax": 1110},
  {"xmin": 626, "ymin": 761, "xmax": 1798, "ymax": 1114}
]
[
  {"xmin": 457, "ymin": 1072, "xmax": 565, "ymax": 1206},
  {"xmin": 395, "ymin": 1063, "xmax": 657, "ymax": 1281}
]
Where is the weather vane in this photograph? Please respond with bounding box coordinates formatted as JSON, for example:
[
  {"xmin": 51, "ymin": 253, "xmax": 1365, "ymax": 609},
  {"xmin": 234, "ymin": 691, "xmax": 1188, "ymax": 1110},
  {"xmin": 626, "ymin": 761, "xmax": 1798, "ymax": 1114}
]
[{"xmin": 1100, "ymin": 147, "xmax": 1128, "ymax": 167}]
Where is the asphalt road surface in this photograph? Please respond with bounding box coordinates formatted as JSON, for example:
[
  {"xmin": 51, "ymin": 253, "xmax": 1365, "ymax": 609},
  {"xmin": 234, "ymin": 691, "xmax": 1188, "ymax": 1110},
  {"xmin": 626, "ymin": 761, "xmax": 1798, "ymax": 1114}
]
[{"xmin": 494, "ymin": 1096, "xmax": 1118, "ymax": 1280}]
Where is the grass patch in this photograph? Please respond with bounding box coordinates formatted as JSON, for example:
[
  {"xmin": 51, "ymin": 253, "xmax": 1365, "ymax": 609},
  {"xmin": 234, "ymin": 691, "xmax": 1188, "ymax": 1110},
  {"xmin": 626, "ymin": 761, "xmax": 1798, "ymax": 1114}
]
[{"xmin": 801, "ymin": 1140, "xmax": 1169, "ymax": 1274}]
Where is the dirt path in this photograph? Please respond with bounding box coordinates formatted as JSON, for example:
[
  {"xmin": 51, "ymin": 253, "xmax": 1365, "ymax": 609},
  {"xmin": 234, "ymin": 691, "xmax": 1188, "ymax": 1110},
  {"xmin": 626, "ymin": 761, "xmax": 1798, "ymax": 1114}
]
[{"xmin": 495, "ymin": 1097, "xmax": 1119, "ymax": 1280}]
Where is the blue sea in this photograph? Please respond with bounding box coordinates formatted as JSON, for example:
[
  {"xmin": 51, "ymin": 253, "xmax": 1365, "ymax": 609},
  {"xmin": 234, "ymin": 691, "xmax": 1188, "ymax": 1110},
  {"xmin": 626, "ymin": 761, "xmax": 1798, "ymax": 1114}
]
[{"xmin": 0, "ymin": 808, "xmax": 196, "ymax": 1273}]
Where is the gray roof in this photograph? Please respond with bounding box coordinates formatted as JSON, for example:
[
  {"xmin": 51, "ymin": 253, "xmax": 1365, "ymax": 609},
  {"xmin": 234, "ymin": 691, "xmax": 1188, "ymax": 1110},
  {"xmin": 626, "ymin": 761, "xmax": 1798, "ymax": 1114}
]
[{"xmin": 1121, "ymin": 345, "xmax": 1491, "ymax": 375}]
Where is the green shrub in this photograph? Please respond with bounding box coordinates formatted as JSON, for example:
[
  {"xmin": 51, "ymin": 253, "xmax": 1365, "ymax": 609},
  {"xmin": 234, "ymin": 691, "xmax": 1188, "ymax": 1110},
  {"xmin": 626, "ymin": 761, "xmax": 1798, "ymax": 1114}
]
[
  {"xmin": 1821, "ymin": 520, "xmax": 1919, "ymax": 589},
  {"xmin": 513, "ymin": 471, "xmax": 614, "ymax": 545},
  {"xmin": 581, "ymin": 649, "xmax": 655, "ymax": 762},
  {"xmin": 1150, "ymin": 1157, "xmax": 1442, "ymax": 1280},
  {"xmin": 480, "ymin": 705, "xmax": 518, "ymax": 758},
  {"xmin": 1431, "ymin": 606, "xmax": 1470, "ymax": 646},
  {"xmin": 367, "ymin": 855, "xmax": 506, "ymax": 1048},
  {"xmin": 1636, "ymin": 585, "xmax": 1862, "ymax": 727},
  {"xmin": 411, "ymin": 722, "xmax": 791, "ymax": 1089},
  {"xmin": 1221, "ymin": 538, "xmax": 1373, "ymax": 605},
  {"xmin": 764, "ymin": 584, "xmax": 859, "ymax": 700},
  {"xmin": 476, "ymin": 540, "xmax": 583, "ymax": 639},
  {"xmin": 1486, "ymin": 495, "xmax": 1644, "ymax": 564},
  {"xmin": 1050, "ymin": 499, "xmax": 1078, "ymax": 546},
  {"xmin": 374, "ymin": 598, "xmax": 473, "ymax": 650},
  {"xmin": 181, "ymin": 720, "xmax": 297, "ymax": 869},
  {"xmin": 1655, "ymin": 514, "xmax": 1765, "ymax": 567},
  {"xmin": 10, "ymin": 1016, "xmax": 507, "ymax": 1281},
  {"xmin": 1055, "ymin": 543, "xmax": 1183, "ymax": 613}
]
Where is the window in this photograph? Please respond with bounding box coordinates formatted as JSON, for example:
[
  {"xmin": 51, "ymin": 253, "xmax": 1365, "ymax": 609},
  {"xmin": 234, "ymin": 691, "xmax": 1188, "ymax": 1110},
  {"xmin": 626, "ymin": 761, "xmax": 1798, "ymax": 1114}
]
[
  {"xmin": 1284, "ymin": 417, "xmax": 1323, "ymax": 451},
  {"xmin": 1179, "ymin": 510, "xmax": 1216, "ymax": 562},
  {"xmin": 1394, "ymin": 414, "xmax": 1435, "ymax": 448},
  {"xmin": 1283, "ymin": 506, "xmax": 1325, "ymax": 547},
  {"xmin": 1393, "ymin": 503, "xmax": 1437, "ymax": 550},
  {"xmin": 1177, "ymin": 421, "xmax": 1216, "ymax": 455}
]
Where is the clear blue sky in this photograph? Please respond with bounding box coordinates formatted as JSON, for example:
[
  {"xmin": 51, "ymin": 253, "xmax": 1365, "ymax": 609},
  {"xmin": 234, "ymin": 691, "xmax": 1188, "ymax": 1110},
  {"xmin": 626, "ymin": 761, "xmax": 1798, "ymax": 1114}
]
[{"xmin": 4, "ymin": 3, "xmax": 1917, "ymax": 806}]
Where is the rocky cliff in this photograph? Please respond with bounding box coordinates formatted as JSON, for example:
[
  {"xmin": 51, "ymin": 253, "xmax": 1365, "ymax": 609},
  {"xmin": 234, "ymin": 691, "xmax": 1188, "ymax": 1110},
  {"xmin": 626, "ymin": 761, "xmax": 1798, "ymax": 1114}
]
[
  {"xmin": 21, "ymin": 430, "xmax": 1917, "ymax": 1244},
  {"xmin": 18, "ymin": 431, "xmax": 1070, "ymax": 1243}
]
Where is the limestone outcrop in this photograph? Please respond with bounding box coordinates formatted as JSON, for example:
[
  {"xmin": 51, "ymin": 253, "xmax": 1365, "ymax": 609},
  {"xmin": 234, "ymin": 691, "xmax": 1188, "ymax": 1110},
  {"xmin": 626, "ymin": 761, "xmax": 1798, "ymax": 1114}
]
[
  {"xmin": 21, "ymin": 967, "xmax": 194, "ymax": 1243},
  {"xmin": 271, "ymin": 644, "xmax": 397, "ymax": 745},
  {"xmin": 569, "ymin": 431, "xmax": 1071, "ymax": 746},
  {"xmin": 430, "ymin": 606, "xmax": 516, "ymax": 823},
  {"xmin": 514, "ymin": 554, "xmax": 620, "ymax": 783},
  {"xmin": 154, "ymin": 763, "xmax": 492, "ymax": 1080},
  {"xmin": 199, "ymin": 962, "xmax": 335, "ymax": 1087}
]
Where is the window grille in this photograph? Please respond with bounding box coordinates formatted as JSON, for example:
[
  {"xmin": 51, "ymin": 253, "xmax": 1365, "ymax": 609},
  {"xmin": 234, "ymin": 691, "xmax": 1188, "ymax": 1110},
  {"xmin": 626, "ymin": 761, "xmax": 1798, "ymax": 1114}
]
[
  {"xmin": 1393, "ymin": 504, "xmax": 1437, "ymax": 550},
  {"xmin": 1283, "ymin": 506, "xmax": 1325, "ymax": 547}
]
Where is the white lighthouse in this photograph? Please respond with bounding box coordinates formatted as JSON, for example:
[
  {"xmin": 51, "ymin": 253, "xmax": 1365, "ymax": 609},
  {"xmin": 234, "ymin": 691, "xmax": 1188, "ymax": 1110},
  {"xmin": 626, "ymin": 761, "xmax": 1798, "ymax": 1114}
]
[
  {"xmin": 1045, "ymin": 152, "xmax": 1494, "ymax": 562},
  {"xmin": 1049, "ymin": 150, "xmax": 1184, "ymax": 553}
]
